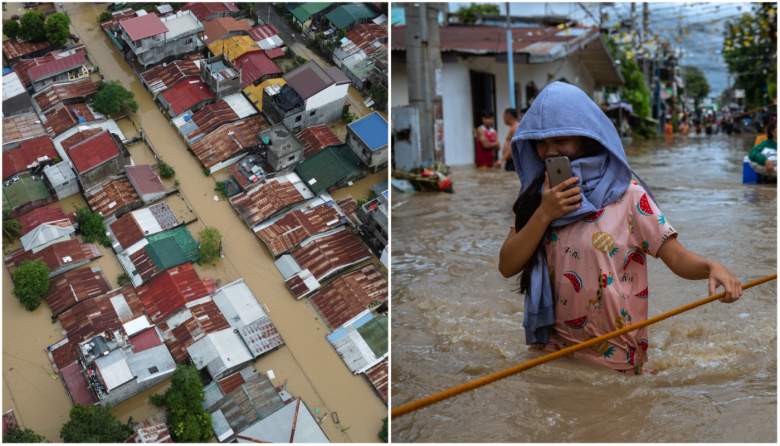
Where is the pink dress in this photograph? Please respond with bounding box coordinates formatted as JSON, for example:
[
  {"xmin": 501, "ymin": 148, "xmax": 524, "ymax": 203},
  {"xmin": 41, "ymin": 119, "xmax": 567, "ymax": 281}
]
[{"xmin": 542, "ymin": 182, "xmax": 677, "ymax": 373}]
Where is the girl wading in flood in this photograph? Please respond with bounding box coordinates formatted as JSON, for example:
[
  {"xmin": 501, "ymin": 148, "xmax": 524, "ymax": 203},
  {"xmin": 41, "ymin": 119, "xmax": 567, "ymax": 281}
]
[{"xmin": 499, "ymin": 82, "xmax": 743, "ymax": 374}]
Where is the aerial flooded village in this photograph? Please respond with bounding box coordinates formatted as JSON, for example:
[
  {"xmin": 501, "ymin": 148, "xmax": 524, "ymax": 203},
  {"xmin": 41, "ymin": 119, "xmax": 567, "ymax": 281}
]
[{"xmin": 2, "ymin": 2, "xmax": 388, "ymax": 443}]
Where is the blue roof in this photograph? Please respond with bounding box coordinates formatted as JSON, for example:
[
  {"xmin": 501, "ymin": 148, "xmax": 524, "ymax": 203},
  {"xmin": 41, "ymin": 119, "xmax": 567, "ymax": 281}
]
[{"xmin": 348, "ymin": 112, "xmax": 387, "ymax": 151}]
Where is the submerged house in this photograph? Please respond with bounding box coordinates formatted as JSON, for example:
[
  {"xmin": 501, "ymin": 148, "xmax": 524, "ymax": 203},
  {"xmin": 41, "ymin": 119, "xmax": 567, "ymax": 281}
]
[{"xmin": 116, "ymin": 10, "xmax": 204, "ymax": 68}]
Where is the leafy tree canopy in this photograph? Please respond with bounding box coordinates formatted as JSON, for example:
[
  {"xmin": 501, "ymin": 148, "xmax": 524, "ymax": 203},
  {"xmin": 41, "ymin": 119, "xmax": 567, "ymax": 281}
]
[
  {"xmin": 12, "ymin": 260, "xmax": 50, "ymax": 311},
  {"xmin": 60, "ymin": 406, "xmax": 133, "ymax": 443}
]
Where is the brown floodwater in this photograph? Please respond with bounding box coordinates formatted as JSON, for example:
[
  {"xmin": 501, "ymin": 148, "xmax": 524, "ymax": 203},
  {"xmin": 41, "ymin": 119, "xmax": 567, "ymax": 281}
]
[
  {"xmin": 391, "ymin": 133, "xmax": 776, "ymax": 442},
  {"xmin": 1, "ymin": 3, "xmax": 387, "ymax": 442}
]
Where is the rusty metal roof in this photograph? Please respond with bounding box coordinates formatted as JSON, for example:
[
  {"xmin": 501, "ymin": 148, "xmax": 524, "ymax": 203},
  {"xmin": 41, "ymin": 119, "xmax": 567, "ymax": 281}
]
[
  {"xmin": 256, "ymin": 201, "xmax": 344, "ymax": 257},
  {"xmin": 44, "ymin": 103, "xmax": 97, "ymax": 136},
  {"xmin": 184, "ymin": 99, "xmax": 239, "ymax": 142},
  {"xmin": 346, "ymin": 22, "xmax": 387, "ymax": 54},
  {"xmin": 159, "ymin": 77, "xmax": 216, "ymax": 117},
  {"xmin": 335, "ymin": 197, "xmax": 361, "ymax": 226},
  {"xmin": 202, "ymin": 16, "xmax": 252, "ymax": 44},
  {"xmin": 136, "ymin": 263, "xmax": 214, "ymax": 324},
  {"xmin": 12, "ymin": 46, "xmax": 88, "ymax": 87},
  {"xmin": 27, "ymin": 52, "xmax": 88, "ymax": 84},
  {"xmin": 2, "ymin": 135, "xmax": 57, "ymax": 180},
  {"xmin": 46, "ymin": 266, "xmax": 111, "ymax": 317},
  {"xmin": 289, "ymin": 229, "xmax": 372, "ymax": 284},
  {"xmin": 190, "ymin": 115, "xmax": 269, "ymax": 170},
  {"xmin": 4, "ymin": 239, "xmax": 101, "ymax": 275},
  {"xmin": 163, "ymin": 299, "xmax": 229, "ymax": 362},
  {"xmin": 3, "ymin": 112, "xmax": 46, "ymax": 145},
  {"xmin": 33, "ymin": 79, "xmax": 99, "ymax": 113},
  {"xmin": 181, "ymin": 1, "xmax": 239, "ymax": 21},
  {"xmin": 17, "ymin": 202, "xmax": 72, "ymax": 234},
  {"xmin": 365, "ymin": 359, "xmax": 388, "ymax": 404},
  {"xmin": 2, "ymin": 39, "xmax": 50, "ymax": 60},
  {"xmin": 85, "ymin": 176, "xmax": 140, "ymax": 218},
  {"xmin": 229, "ymin": 175, "xmax": 309, "ymax": 228},
  {"xmin": 110, "ymin": 212, "xmax": 145, "ymax": 250},
  {"xmin": 141, "ymin": 59, "xmax": 201, "ymax": 96},
  {"xmin": 296, "ymin": 125, "xmax": 342, "ymax": 159},
  {"xmin": 310, "ymin": 265, "xmax": 387, "ymax": 330}
]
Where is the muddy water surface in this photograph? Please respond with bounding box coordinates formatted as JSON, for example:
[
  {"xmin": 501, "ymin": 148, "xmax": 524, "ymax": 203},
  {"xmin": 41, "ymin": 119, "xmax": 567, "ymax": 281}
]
[{"xmin": 391, "ymin": 133, "xmax": 776, "ymax": 442}]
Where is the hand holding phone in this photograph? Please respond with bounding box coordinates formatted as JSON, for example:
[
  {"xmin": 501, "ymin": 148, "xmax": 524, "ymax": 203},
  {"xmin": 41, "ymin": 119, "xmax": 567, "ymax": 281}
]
[{"xmin": 545, "ymin": 156, "xmax": 573, "ymax": 188}]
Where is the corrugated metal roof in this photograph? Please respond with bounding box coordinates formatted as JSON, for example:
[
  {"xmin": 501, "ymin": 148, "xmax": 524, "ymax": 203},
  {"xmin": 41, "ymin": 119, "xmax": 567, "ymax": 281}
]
[
  {"xmin": 234, "ymin": 51, "xmax": 281, "ymax": 88},
  {"xmin": 85, "ymin": 176, "xmax": 140, "ymax": 218},
  {"xmin": 67, "ymin": 130, "xmax": 120, "ymax": 174},
  {"xmin": 284, "ymin": 61, "xmax": 350, "ymax": 100},
  {"xmin": 208, "ymin": 35, "xmax": 259, "ymax": 63},
  {"xmin": 141, "ymin": 59, "xmax": 201, "ymax": 95},
  {"xmin": 125, "ymin": 164, "xmax": 166, "ymax": 197},
  {"xmin": 164, "ymin": 299, "xmax": 229, "ymax": 362},
  {"xmin": 110, "ymin": 212, "xmax": 145, "ymax": 250},
  {"xmin": 248, "ymin": 24, "xmax": 279, "ymax": 41},
  {"xmin": 3, "ymin": 112, "xmax": 46, "ymax": 145},
  {"xmin": 181, "ymin": 99, "xmax": 239, "ymax": 142},
  {"xmin": 217, "ymin": 370, "xmax": 245, "ymax": 394},
  {"xmin": 27, "ymin": 52, "xmax": 88, "ymax": 84},
  {"xmin": 242, "ymin": 77, "xmax": 285, "ymax": 112},
  {"xmin": 2, "ymin": 39, "xmax": 49, "ymax": 60},
  {"xmin": 190, "ymin": 115, "xmax": 269, "ymax": 170},
  {"xmin": 33, "ymin": 79, "xmax": 99, "ymax": 113},
  {"xmin": 237, "ymin": 398, "xmax": 329, "ymax": 443},
  {"xmin": 3, "ymin": 71, "xmax": 26, "ymax": 100},
  {"xmin": 229, "ymin": 174, "xmax": 311, "ymax": 228},
  {"xmin": 4, "ymin": 239, "xmax": 101, "ymax": 276},
  {"xmin": 12, "ymin": 46, "xmax": 87, "ymax": 87},
  {"xmin": 119, "ymin": 13, "xmax": 169, "ymax": 41},
  {"xmin": 159, "ymin": 77, "xmax": 216, "ymax": 117},
  {"xmin": 208, "ymin": 372, "xmax": 285, "ymax": 438},
  {"xmin": 294, "ymin": 144, "xmax": 363, "ymax": 195},
  {"xmin": 46, "ymin": 266, "xmax": 111, "ymax": 316},
  {"xmin": 288, "ymin": 228, "xmax": 372, "ymax": 285},
  {"xmin": 346, "ymin": 23, "xmax": 387, "ymax": 53},
  {"xmin": 3, "ymin": 135, "xmax": 57, "ymax": 180},
  {"xmin": 310, "ymin": 265, "xmax": 387, "ymax": 330},
  {"xmin": 364, "ymin": 359, "xmax": 388, "ymax": 404},
  {"xmin": 256, "ymin": 201, "xmax": 344, "ymax": 257},
  {"xmin": 44, "ymin": 103, "xmax": 98, "ymax": 136},
  {"xmin": 290, "ymin": 3, "xmax": 330, "ymax": 23},
  {"xmin": 137, "ymin": 263, "xmax": 213, "ymax": 323},
  {"xmin": 17, "ymin": 203, "xmax": 72, "ymax": 234},
  {"xmin": 296, "ymin": 125, "xmax": 342, "ymax": 159},
  {"xmin": 325, "ymin": 4, "xmax": 377, "ymax": 31},
  {"xmin": 202, "ymin": 17, "xmax": 251, "ymax": 44},
  {"xmin": 181, "ymin": 2, "xmax": 239, "ymax": 21},
  {"xmin": 145, "ymin": 226, "xmax": 200, "ymax": 269},
  {"xmin": 129, "ymin": 326, "xmax": 163, "ymax": 352}
]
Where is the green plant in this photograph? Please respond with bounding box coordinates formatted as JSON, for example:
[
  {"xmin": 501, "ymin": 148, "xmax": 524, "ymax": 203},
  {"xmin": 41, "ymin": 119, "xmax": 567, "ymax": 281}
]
[
  {"xmin": 158, "ymin": 161, "xmax": 175, "ymax": 179},
  {"xmin": 91, "ymin": 81, "xmax": 138, "ymax": 117},
  {"xmin": 117, "ymin": 272, "xmax": 131, "ymax": 287},
  {"xmin": 3, "ymin": 209, "xmax": 22, "ymax": 241},
  {"xmin": 4, "ymin": 426, "xmax": 47, "ymax": 443},
  {"xmin": 150, "ymin": 365, "xmax": 212, "ymax": 442},
  {"xmin": 4, "ymin": 19, "xmax": 20, "ymax": 39},
  {"xmin": 368, "ymin": 85, "xmax": 387, "ymax": 111},
  {"xmin": 60, "ymin": 406, "xmax": 133, "ymax": 443},
  {"xmin": 342, "ymin": 105, "xmax": 357, "ymax": 123},
  {"xmin": 682, "ymin": 66, "xmax": 710, "ymax": 109},
  {"xmin": 214, "ymin": 181, "xmax": 229, "ymax": 198},
  {"xmin": 98, "ymin": 11, "xmax": 112, "ymax": 23},
  {"xmin": 378, "ymin": 417, "xmax": 387, "ymax": 442},
  {"xmin": 197, "ymin": 227, "xmax": 222, "ymax": 265},
  {"xmin": 12, "ymin": 260, "xmax": 50, "ymax": 311},
  {"xmin": 75, "ymin": 207, "xmax": 111, "ymax": 247},
  {"xmin": 19, "ymin": 11, "xmax": 46, "ymax": 42},
  {"xmin": 456, "ymin": 3, "xmax": 500, "ymax": 24},
  {"xmin": 44, "ymin": 12, "xmax": 70, "ymax": 47},
  {"xmin": 202, "ymin": 167, "xmax": 210, "ymax": 176}
]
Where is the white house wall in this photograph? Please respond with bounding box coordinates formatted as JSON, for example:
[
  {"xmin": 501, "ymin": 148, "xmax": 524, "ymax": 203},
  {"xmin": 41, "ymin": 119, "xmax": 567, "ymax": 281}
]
[
  {"xmin": 305, "ymin": 83, "xmax": 350, "ymax": 111},
  {"xmin": 392, "ymin": 53, "xmax": 598, "ymax": 166}
]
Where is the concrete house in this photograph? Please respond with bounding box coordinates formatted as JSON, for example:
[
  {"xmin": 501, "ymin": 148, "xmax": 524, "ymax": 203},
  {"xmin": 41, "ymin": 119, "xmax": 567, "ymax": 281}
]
[
  {"xmin": 263, "ymin": 61, "xmax": 350, "ymax": 132},
  {"xmin": 27, "ymin": 51, "xmax": 90, "ymax": 93},
  {"xmin": 66, "ymin": 130, "xmax": 131, "ymax": 191},
  {"xmin": 391, "ymin": 22, "xmax": 623, "ymax": 166},
  {"xmin": 44, "ymin": 161, "xmax": 80, "ymax": 200},
  {"xmin": 3, "ymin": 71, "xmax": 34, "ymax": 116},
  {"xmin": 117, "ymin": 11, "xmax": 204, "ymax": 68},
  {"xmin": 347, "ymin": 111, "xmax": 387, "ymax": 171},
  {"xmin": 260, "ymin": 124, "xmax": 304, "ymax": 172},
  {"xmin": 201, "ymin": 55, "xmax": 241, "ymax": 98}
]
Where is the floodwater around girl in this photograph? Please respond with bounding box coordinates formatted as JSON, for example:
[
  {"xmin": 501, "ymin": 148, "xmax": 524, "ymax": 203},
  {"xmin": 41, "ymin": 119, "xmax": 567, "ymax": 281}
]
[{"xmin": 391, "ymin": 133, "xmax": 776, "ymax": 442}]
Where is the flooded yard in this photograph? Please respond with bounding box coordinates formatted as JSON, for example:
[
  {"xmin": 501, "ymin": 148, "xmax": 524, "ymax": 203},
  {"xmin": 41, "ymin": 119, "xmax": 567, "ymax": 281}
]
[{"xmin": 391, "ymin": 133, "xmax": 776, "ymax": 442}]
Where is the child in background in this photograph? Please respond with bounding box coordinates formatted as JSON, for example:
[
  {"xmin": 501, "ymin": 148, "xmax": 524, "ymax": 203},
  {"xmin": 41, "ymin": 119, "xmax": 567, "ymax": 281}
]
[{"xmin": 498, "ymin": 82, "xmax": 742, "ymax": 374}]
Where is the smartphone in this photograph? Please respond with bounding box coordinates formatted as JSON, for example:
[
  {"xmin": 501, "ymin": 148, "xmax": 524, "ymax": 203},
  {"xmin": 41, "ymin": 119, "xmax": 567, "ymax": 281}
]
[{"xmin": 545, "ymin": 156, "xmax": 572, "ymax": 188}]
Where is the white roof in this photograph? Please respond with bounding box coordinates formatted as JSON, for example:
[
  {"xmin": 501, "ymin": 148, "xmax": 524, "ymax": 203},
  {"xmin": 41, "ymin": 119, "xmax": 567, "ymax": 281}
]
[
  {"xmin": 3, "ymin": 72, "xmax": 25, "ymax": 99},
  {"xmin": 237, "ymin": 399, "xmax": 329, "ymax": 443},
  {"xmin": 212, "ymin": 279, "xmax": 267, "ymax": 328},
  {"xmin": 109, "ymin": 293, "xmax": 134, "ymax": 322},
  {"xmin": 187, "ymin": 329, "xmax": 253, "ymax": 378},
  {"xmin": 161, "ymin": 10, "xmax": 202, "ymax": 39},
  {"xmin": 274, "ymin": 255, "xmax": 301, "ymax": 280},
  {"xmin": 127, "ymin": 343, "xmax": 176, "ymax": 383},
  {"xmin": 257, "ymin": 35, "xmax": 284, "ymax": 50},
  {"xmin": 95, "ymin": 349, "xmax": 135, "ymax": 391},
  {"xmin": 43, "ymin": 161, "xmax": 76, "ymax": 185},
  {"xmin": 123, "ymin": 315, "xmax": 152, "ymax": 336},
  {"xmin": 223, "ymin": 93, "xmax": 258, "ymax": 119},
  {"xmin": 132, "ymin": 207, "xmax": 163, "ymax": 236},
  {"xmin": 20, "ymin": 223, "xmax": 75, "ymax": 252}
]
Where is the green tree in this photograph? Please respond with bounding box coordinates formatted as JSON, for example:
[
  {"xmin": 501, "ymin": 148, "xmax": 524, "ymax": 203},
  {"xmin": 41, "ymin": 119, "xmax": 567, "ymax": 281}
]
[
  {"xmin": 12, "ymin": 260, "xmax": 50, "ymax": 311},
  {"xmin": 723, "ymin": 3, "xmax": 777, "ymax": 108},
  {"xmin": 157, "ymin": 161, "xmax": 175, "ymax": 179},
  {"xmin": 150, "ymin": 365, "xmax": 212, "ymax": 442},
  {"xmin": 98, "ymin": 11, "xmax": 112, "ymax": 23},
  {"xmin": 456, "ymin": 3, "xmax": 500, "ymax": 24},
  {"xmin": 91, "ymin": 81, "xmax": 139, "ymax": 117},
  {"xmin": 198, "ymin": 227, "xmax": 222, "ymax": 265},
  {"xmin": 117, "ymin": 272, "xmax": 131, "ymax": 287},
  {"xmin": 682, "ymin": 66, "xmax": 710, "ymax": 109},
  {"xmin": 369, "ymin": 84, "xmax": 387, "ymax": 111},
  {"xmin": 60, "ymin": 406, "xmax": 133, "ymax": 443},
  {"xmin": 3, "ymin": 426, "xmax": 47, "ymax": 442},
  {"xmin": 378, "ymin": 417, "xmax": 387, "ymax": 442},
  {"xmin": 44, "ymin": 12, "xmax": 71, "ymax": 47},
  {"xmin": 75, "ymin": 207, "xmax": 111, "ymax": 247},
  {"xmin": 4, "ymin": 19, "xmax": 20, "ymax": 39},
  {"xmin": 3, "ymin": 209, "xmax": 22, "ymax": 241},
  {"xmin": 19, "ymin": 11, "xmax": 46, "ymax": 42}
]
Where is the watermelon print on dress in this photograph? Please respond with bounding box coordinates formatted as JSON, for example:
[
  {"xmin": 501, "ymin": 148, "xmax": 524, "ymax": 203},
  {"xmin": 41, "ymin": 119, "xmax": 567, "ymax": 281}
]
[
  {"xmin": 583, "ymin": 208, "xmax": 605, "ymax": 223},
  {"xmin": 636, "ymin": 193, "xmax": 654, "ymax": 216},
  {"xmin": 623, "ymin": 248, "xmax": 646, "ymax": 269},
  {"xmin": 635, "ymin": 287, "xmax": 648, "ymax": 298},
  {"xmin": 563, "ymin": 271, "xmax": 583, "ymax": 292},
  {"xmin": 592, "ymin": 231, "xmax": 619, "ymax": 257},
  {"xmin": 564, "ymin": 315, "xmax": 588, "ymax": 329}
]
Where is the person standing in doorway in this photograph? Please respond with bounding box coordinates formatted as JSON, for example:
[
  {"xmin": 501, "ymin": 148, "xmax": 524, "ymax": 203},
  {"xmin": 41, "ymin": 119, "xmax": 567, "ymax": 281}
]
[
  {"xmin": 496, "ymin": 108, "xmax": 522, "ymax": 170},
  {"xmin": 475, "ymin": 110, "xmax": 500, "ymax": 168}
]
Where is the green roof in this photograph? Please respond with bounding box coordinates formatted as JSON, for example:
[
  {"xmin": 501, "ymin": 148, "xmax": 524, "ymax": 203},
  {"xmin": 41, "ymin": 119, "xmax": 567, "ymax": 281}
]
[
  {"xmin": 357, "ymin": 313, "xmax": 387, "ymax": 357},
  {"xmin": 3, "ymin": 175, "xmax": 51, "ymax": 211},
  {"xmin": 295, "ymin": 144, "xmax": 363, "ymax": 194},
  {"xmin": 325, "ymin": 4, "xmax": 376, "ymax": 31},
  {"xmin": 146, "ymin": 226, "xmax": 200, "ymax": 269},
  {"xmin": 291, "ymin": 3, "xmax": 330, "ymax": 24}
]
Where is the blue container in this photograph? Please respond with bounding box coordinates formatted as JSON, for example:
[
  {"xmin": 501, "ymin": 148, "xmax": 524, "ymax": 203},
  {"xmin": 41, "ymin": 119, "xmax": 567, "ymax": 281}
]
[{"xmin": 743, "ymin": 158, "xmax": 759, "ymax": 184}]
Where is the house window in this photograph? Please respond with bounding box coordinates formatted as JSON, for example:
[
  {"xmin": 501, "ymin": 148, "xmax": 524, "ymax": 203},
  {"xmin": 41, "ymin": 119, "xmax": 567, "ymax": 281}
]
[
  {"xmin": 295, "ymin": 115, "xmax": 302, "ymax": 122},
  {"xmin": 148, "ymin": 366, "xmax": 159, "ymax": 374},
  {"xmin": 185, "ymin": 38, "xmax": 193, "ymax": 44},
  {"xmin": 288, "ymin": 155, "xmax": 296, "ymax": 161},
  {"xmin": 309, "ymin": 110, "xmax": 316, "ymax": 116}
]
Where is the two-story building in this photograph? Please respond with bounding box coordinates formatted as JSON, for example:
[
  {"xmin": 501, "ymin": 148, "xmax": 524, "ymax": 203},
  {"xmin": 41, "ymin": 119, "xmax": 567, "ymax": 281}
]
[
  {"xmin": 27, "ymin": 51, "xmax": 90, "ymax": 93},
  {"xmin": 263, "ymin": 61, "xmax": 350, "ymax": 132},
  {"xmin": 117, "ymin": 11, "xmax": 204, "ymax": 69},
  {"xmin": 347, "ymin": 111, "xmax": 388, "ymax": 171}
]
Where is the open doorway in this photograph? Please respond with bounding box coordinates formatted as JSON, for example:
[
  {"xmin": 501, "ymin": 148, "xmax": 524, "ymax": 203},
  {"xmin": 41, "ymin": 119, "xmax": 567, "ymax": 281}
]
[{"xmin": 469, "ymin": 70, "xmax": 496, "ymax": 128}]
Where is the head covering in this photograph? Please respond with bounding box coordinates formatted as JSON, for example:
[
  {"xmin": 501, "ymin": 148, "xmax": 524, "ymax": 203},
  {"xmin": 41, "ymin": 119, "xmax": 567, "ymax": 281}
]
[{"xmin": 509, "ymin": 81, "xmax": 652, "ymax": 345}]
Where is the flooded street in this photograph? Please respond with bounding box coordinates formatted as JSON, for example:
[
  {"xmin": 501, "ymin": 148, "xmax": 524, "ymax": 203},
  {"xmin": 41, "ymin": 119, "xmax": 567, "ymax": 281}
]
[
  {"xmin": 391, "ymin": 133, "xmax": 776, "ymax": 442},
  {"xmin": 2, "ymin": 4, "xmax": 386, "ymax": 442}
]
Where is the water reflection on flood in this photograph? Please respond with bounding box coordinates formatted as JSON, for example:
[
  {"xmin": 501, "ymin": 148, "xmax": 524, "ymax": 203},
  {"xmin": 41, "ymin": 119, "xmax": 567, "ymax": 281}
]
[{"xmin": 391, "ymin": 133, "xmax": 776, "ymax": 442}]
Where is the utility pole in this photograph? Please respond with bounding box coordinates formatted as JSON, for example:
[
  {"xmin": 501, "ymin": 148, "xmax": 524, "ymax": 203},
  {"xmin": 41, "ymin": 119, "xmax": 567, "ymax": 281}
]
[{"xmin": 506, "ymin": 2, "xmax": 515, "ymax": 109}]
